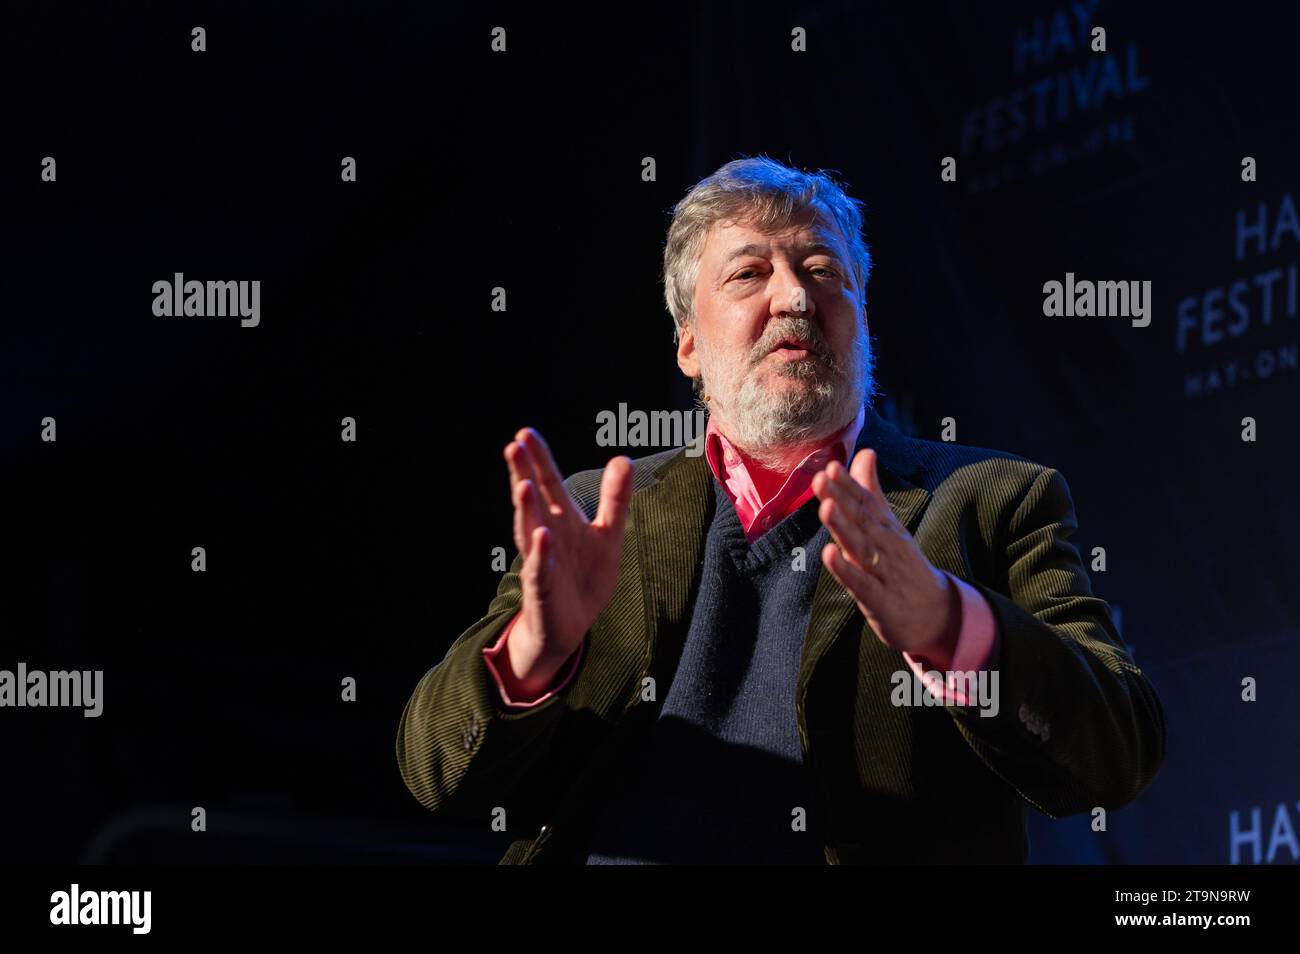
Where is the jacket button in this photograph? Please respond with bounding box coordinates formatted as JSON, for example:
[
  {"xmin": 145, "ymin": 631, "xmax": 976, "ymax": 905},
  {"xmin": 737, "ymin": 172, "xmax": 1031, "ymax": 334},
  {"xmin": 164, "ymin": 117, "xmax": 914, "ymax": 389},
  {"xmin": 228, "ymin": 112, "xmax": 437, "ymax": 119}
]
[{"xmin": 462, "ymin": 714, "xmax": 480, "ymax": 751}]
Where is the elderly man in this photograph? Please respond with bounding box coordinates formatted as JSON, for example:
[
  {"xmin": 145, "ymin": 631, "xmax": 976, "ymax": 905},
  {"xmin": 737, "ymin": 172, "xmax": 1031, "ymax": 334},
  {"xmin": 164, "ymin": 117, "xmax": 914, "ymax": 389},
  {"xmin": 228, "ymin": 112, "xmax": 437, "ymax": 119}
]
[{"xmin": 396, "ymin": 156, "xmax": 1167, "ymax": 864}]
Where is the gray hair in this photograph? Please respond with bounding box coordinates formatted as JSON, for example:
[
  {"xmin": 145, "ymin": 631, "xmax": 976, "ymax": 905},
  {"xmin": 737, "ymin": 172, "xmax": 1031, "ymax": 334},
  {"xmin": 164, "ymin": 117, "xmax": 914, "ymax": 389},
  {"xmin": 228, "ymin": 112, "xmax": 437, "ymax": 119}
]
[{"xmin": 661, "ymin": 155, "xmax": 873, "ymax": 350}]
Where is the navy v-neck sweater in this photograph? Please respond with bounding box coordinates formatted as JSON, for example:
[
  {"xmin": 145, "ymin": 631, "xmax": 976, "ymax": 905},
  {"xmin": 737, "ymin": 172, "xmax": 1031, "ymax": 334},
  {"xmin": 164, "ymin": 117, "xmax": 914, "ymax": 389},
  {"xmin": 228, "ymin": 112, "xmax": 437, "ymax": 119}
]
[{"xmin": 584, "ymin": 478, "xmax": 832, "ymax": 864}]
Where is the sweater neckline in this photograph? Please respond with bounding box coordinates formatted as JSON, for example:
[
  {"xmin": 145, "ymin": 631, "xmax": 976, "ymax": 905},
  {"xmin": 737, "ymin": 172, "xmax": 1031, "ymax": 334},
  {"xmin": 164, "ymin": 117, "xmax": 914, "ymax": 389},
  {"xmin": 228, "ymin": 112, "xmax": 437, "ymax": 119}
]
[{"xmin": 709, "ymin": 478, "xmax": 827, "ymax": 571}]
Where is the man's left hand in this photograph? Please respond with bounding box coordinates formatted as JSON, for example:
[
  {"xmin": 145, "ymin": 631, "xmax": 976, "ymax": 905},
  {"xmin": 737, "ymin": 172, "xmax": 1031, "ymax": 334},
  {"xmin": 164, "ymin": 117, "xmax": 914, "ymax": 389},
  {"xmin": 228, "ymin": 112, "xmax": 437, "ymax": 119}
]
[{"xmin": 812, "ymin": 449, "xmax": 959, "ymax": 661}]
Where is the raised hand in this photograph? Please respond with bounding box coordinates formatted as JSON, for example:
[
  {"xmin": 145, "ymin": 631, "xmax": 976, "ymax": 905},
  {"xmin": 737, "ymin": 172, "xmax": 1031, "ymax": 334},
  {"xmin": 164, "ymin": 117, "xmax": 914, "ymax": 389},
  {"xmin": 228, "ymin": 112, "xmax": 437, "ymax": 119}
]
[
  {"xmin": 812, "ymin": 449, "xmax": 959, "ymax": 661},
  {"xmin": 501, "ymin": 428, "xmax": 633, "ymax": 696}
]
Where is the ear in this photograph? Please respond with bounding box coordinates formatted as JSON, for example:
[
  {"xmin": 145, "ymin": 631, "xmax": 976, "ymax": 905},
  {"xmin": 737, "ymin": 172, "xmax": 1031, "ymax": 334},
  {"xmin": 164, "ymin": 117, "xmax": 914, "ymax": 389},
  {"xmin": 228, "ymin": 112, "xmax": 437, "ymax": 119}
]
[{"xmin": 676, "ymin": 322, "xmax": 699, "ymax": 379}]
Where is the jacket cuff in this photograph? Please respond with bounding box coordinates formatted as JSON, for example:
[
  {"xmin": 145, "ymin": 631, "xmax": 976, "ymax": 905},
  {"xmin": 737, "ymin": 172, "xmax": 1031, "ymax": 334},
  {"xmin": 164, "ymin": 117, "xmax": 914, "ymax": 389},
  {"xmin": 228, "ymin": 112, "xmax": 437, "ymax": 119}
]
[
  {"xmin": 901, "ymin": 572, "xmax": 1000, "ymax": 705},
  {"xmin": 482, "ymin": 611, "xmax": 584, "ymax": 708}
]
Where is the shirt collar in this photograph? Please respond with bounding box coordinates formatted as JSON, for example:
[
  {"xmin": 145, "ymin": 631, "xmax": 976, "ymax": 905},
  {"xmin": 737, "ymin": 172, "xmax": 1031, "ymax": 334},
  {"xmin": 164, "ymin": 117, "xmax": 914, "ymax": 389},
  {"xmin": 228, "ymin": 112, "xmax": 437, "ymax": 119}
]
[{"xmin": 704, "ymin": 402, "xmax": 867, "ymax": 484}]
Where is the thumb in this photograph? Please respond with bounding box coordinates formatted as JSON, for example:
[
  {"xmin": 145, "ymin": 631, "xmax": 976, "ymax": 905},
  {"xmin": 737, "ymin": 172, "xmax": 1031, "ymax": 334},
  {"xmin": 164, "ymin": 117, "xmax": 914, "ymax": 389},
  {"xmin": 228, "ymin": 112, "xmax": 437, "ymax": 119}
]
[{"xmin": 595, "ymin": 456, "xmax": 634, "ymax": 533}]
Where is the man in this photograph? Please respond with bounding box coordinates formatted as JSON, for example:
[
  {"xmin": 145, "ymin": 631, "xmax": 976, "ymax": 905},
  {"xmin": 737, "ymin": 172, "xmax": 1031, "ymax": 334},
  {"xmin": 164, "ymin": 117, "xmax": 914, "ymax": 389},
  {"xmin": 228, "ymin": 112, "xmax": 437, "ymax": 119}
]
[{"xmin": 395, "ymin": 156, "xmax": 1167, "ymax": 864}]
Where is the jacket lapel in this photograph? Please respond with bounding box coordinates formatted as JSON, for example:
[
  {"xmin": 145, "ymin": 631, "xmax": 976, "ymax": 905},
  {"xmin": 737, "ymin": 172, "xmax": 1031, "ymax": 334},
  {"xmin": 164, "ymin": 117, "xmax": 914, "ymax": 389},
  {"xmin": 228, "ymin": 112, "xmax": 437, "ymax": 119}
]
[{"xmin": 626, "ymin": 447, "xmax": 715, "ymax": 693}]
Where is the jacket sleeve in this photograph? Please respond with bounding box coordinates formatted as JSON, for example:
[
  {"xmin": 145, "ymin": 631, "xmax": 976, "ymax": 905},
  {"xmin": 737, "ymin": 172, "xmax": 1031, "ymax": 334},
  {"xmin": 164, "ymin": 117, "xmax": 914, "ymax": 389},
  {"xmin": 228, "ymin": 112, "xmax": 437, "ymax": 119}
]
[
  {"xmin": 395, "ymin": 547, "xmax": 586, "ymax": 825},
  {"xmin": 948, "ymin": 465, "xmax": 1168, "ymax": 819}
]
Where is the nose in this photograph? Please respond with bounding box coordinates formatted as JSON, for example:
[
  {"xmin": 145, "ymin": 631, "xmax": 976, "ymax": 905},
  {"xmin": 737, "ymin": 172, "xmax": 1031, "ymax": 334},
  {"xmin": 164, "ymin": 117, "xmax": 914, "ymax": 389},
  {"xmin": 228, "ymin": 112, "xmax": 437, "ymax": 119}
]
[{"xmin": 769, "ymin": 261, "xmax": 814, "ymax": 319}]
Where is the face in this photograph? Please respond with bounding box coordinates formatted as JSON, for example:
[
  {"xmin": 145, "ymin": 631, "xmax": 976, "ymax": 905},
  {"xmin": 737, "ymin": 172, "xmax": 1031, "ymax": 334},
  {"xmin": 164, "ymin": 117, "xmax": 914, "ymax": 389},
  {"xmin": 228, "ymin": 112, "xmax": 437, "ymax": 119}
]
[{"xmin": 676, "ymin": 210, "xmax": 872, "ymax": 460}]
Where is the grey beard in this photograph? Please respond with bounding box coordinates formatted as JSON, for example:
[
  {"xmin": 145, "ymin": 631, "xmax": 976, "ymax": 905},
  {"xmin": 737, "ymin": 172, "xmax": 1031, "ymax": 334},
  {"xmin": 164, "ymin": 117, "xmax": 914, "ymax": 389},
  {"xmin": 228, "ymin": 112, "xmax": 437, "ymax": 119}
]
[{"xmin": 702, "ymin": 327, "xmax": 873, "ymax": 471}]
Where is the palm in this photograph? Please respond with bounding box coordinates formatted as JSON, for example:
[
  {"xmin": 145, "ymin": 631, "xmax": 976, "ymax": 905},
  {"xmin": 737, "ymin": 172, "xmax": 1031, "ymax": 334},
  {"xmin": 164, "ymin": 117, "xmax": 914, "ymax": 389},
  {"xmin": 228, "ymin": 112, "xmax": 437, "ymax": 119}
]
[{"xmin": 505, "ymin": 429, "xmax": 632, "ymax": 661}]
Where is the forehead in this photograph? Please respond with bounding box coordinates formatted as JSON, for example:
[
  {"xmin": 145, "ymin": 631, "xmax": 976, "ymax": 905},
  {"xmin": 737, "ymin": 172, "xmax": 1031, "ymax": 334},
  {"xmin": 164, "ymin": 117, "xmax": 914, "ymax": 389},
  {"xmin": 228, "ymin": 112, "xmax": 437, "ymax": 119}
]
[{"xmin": 702, "ymin": 210, "xmax": 849, "ymax": 262}]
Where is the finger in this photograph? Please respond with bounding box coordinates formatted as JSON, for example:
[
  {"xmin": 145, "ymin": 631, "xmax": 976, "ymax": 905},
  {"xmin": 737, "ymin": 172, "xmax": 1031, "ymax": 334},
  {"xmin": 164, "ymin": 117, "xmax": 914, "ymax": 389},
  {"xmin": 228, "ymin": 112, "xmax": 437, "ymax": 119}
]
[
  {"xmin": 818, "ymin": 466, "xmax": 897, "ymax": 563},
  {"xmin": 512, "ymin": 478, "xmax": 531, "ymax": 556},
  {"xmin": 506, "ymin": 437, "xmax": 540, "ymax": 501},
  {"xmin": 822, "ymin": 540, "xmax": 886, "ymax": 610},
  {"xmin": 504, "ymin": 440, "xmax": 526, "ymax": 505},
  {"xmin": 818, "ymin": 461, "xmax": 871, "ymax": 520},
  {"xmin": 517, "ymin": 428, "xmax": 578, "ymax": 519},
  {"xmin": 508, "ymin": 442, "xmax": 545, "ymax": 555},
  {"xmin": 856, "ymin": 451, "xmax": 905, "ymax": 533},
  {"xmin": 511, "ymin": 474, "xmax": 530, "ymax": 556},
  {"xmin": 851, "ymin": 447, "xmax": 883, "ymax": 497},
  {"xmin": 595, "ymin": 456, "xmax": 634, "ymax": 534},
  {"xmin": 519, "ymin": 440, "xmax": 577, "ymax": 530},
  {"xmin": 513, "ymin": 478, "xmax": 547, "ymax": 559},
  {"xmin": 818, "ymin": 495, "xmax": 884, "ymax": 579},
  {"xmin": 828, "ymin": 456, "xmax": 899, "ymax": 533}
]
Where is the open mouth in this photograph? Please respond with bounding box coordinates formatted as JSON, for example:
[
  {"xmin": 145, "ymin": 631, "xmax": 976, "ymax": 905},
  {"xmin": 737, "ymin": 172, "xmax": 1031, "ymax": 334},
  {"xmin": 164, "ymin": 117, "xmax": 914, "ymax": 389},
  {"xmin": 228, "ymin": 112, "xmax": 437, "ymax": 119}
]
[{"xmin": 769, "ymin": 338, "xmax": 816, "ymax": 359}]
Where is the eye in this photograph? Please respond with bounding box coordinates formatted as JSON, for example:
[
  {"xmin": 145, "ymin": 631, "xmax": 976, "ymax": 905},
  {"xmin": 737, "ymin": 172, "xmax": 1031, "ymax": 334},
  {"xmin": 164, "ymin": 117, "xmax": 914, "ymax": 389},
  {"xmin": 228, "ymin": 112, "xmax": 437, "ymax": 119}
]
[
  {"xmin": 732, "ymin": 268, "xmax": 760, "ymax": 281},
  {"xmin": 810, "ymin": 266, "xmax": 838, "ymax": 278}
]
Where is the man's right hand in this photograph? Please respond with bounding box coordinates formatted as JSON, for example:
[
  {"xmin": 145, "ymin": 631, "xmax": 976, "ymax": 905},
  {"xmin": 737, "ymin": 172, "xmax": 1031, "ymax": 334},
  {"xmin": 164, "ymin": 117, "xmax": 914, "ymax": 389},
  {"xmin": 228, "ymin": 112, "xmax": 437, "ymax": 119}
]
[{"xmin": 500, "ymin": 428, "xmax": 633, "ymax": 699}]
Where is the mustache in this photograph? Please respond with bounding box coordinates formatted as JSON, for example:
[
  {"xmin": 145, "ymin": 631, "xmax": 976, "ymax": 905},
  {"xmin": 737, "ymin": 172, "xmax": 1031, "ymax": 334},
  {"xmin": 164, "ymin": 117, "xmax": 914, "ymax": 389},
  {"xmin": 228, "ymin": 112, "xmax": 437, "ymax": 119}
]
[{"xmin": 751, "ymin": 319, "xmax": 833, "ymax": 364}]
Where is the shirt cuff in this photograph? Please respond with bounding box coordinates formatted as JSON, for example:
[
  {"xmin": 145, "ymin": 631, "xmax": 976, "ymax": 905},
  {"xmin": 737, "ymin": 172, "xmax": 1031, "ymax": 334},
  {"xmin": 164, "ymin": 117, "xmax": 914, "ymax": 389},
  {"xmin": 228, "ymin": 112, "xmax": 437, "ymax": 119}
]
[
  {"xmin": 901, "ymin": 572, "xmax": 1000, "ymax": 706},
  {"xmin": 481, "ymin": 611, "xmax": 584, "ymax": 708}
]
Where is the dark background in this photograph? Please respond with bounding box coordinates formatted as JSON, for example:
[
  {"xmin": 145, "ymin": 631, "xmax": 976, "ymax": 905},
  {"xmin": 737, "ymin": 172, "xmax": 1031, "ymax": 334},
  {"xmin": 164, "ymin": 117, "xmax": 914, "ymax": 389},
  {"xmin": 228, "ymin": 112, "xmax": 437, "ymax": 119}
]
[{"xmin": 2, "ymin": 0, "xmax": 1297, "ymax": 864}]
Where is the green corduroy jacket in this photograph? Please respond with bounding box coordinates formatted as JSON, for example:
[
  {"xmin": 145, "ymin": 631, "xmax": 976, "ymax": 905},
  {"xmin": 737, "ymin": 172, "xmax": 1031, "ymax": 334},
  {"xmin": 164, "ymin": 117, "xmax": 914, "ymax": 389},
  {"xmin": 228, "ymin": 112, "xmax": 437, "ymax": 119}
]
[{"xmin": 396, "ymin": 406, "xmax": 1167, "ymax": 864}]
